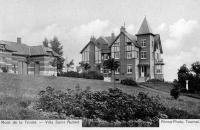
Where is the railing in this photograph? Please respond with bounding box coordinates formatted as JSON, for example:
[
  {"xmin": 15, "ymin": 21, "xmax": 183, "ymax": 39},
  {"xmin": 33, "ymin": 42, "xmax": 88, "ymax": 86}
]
[{"xmin": 155, "ymin": 59, "xmax": 164, "ymax": 65}]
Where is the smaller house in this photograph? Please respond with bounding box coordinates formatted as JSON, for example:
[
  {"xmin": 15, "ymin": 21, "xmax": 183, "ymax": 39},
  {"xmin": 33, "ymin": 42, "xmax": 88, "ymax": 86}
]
[{"xmin": 0, "ymin": 37, "xmax": 60, "ymax": 76}]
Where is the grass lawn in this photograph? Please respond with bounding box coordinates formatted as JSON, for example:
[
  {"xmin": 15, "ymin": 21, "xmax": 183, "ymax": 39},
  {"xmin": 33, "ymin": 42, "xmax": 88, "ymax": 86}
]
[
  {"xmin": 0, "ymin": 72, "xmax": 200, "ymax": 119},
  {"xmin": 140, "ymin": 82, "xmax": 174, "ymax": 93}
]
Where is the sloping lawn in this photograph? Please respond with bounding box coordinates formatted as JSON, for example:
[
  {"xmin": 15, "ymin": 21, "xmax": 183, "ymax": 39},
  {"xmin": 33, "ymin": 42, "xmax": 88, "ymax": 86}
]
[
  {"xmin": 140, "ymin": 82, "xmax": 173, "ymax": 93},
  {"xmin": 0, "ymin": 72, "xmax": 200, "ymax": 118}
]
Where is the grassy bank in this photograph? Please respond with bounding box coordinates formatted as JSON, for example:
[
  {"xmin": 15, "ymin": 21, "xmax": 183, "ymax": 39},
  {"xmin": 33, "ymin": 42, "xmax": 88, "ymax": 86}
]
[{"xmin": 0, "ymin": 72, "xmax": 200, "ymax": 120}]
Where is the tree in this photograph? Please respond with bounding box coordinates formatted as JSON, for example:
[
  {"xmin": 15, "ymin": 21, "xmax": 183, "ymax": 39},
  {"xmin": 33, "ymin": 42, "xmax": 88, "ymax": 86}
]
[
  {"xmin": 103, "ymin": 58, "xmax": 120, "ymax": 88},
  {"xmin": 76, "ymin": 66, "xmax": 81, "ymax": 73},
  {"xmin": 66, "ymin": 59, "xmax": 74, "ymax": 72},
  {"xmin": 43, "ymin": 38, "xmax": 49, "ymax": 47},
  {"xmin": 79, "ymin": 62, "xmax": 91, "ymax": 72},
  {"xmin": 96, "ymin": 63, "xmax": 101, "ymax": 71},
  {"xmin": 50, "ymin": 36, "xmax": 64, "ymax": 74},
  {"xmin": 178, "ymin": 64, "xmax": 190, "ymax": 80},
  {"xmin": 191, "ymin": 61, "xmax": 200, "ymax": 77}
]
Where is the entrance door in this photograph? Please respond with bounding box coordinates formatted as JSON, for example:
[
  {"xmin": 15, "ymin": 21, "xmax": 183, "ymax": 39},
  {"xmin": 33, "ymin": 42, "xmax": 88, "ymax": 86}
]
[
  {"xmin": 34, "ymin": 62, "xmax": 40, "ymax": 75},
  {"xmin": 141, "ymin": 66, "xmax": 144, "ymax": 77}
]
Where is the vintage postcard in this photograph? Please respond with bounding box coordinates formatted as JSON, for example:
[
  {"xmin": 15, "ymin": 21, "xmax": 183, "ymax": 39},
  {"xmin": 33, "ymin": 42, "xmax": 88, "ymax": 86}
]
[{"xmin": 0, "ymin": 0, "xmax": 200, "ymax": 130}]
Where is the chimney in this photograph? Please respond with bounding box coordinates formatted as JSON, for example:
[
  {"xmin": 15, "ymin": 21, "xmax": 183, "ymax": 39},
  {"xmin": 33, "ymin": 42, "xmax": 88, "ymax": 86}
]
[
  {"xmin": 120, "ymin": 26, "xmax": 126, "ymax": 33},
  {"xmin": 17, "ymin": 37, "xmax": 21, "ymax": 44},
  {"xmin": 111, "ymin": 32, "xmax": 115, "ymax": 41},
  {"xmin": 90, "ymin": 36, "xmax": 96, "ymax": 42}
]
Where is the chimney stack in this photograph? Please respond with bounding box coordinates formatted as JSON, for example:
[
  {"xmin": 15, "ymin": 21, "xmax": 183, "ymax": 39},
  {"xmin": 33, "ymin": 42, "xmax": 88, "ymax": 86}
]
[
  {"xmin": 17, "ymin": 37, "xmax": 21, "ymax": 44},
  {"xmin": 90, "ymin": 36, "xmax": 96, "ymax": 42},
  {"xmin": 120, "ymin": 26, "xmax": 126, "ymax": 32},
  {"xmin": 111, "ymin": 32, "xmax": 115, "ymax": 41}
]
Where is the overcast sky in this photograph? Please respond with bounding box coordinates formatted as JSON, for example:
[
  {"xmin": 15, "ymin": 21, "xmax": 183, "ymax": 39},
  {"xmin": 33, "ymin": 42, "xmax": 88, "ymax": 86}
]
[{"xmin": 0, "ymin": 0, "xmax": 200, "ymax": 81}]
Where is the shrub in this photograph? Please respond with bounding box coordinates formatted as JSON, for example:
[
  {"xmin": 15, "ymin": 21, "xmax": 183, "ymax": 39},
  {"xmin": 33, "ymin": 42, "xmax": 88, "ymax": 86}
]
[
  {"xmin": 36, "ymin": 86, "xmax": 200, "ymax": 127},
  {"xmin": 0, "ymin": 104, "xmax": 45, "ymax": 120},
  {"xmin": 60, "ymin": 71, "xmax": 79, "ymax": 77},
  {"xmin": 18, "ymin": 100, "xmax": 32, "ymax": 108},
  {"xmin": 36, "ymin": 87, "xmax": 165, "ymax": 126},
  {"xmin": 170, "ymin": 81, "xmax": 181, "ymax": 99},
  {"xmin": 146, "ymin": 79, "xmax": 164, "ymax": 83},
  {"xmin": 165, "ymin": 108, "xmax": 200, "ymax": 119},
  {"xmin": 83, "ymin": 71, "xmax": 104, "ymax": 80},
  {"xmin": 121, "ymin": 78, "xmax": 137, "ymax": 86},
  {"xmin": 59, "ymin": 71, "xmax": 104, "ymax": 80},
  {"xmin": 180, "ymin": 88, "xmax": 187, "ymax": 93},
  {"xmin": 170, "ymin": 88, "xmax": 180, "ymax": 99}
]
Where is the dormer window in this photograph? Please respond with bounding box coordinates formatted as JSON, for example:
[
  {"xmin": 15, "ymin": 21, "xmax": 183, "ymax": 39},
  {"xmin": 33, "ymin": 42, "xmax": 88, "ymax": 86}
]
[
  {"xmin": 0, "ymin": 44, "xmax": 5, "ymax": 52},
  {"xmin": 141, "ymin": 39, "xmax": 146, "ymax": 47}
]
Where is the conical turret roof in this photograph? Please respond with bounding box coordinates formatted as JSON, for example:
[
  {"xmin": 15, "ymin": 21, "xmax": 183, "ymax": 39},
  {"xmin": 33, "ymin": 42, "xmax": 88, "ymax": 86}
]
[{"xmin": 137, "ymin": 17, "xmax": 154, "ymax": 35}]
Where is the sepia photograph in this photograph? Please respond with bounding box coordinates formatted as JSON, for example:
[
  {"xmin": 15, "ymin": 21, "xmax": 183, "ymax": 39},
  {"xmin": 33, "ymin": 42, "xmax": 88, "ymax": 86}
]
[{"xmin": 0, "ymin": 0, "xmax": 200, "ymax": 129}]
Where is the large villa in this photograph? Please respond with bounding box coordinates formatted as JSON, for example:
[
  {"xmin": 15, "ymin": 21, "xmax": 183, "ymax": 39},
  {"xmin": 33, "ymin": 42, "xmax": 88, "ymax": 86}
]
[{"xmin": 80, "ymin": 17, "xmax": 164, "ymax": 82}]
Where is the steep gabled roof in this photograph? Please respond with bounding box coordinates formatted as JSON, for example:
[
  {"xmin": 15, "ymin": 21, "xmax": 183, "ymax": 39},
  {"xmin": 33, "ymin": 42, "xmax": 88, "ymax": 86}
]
[
  {"xmin": 95, "ymin": 36, "xmax": 113, "ymax": 54},
  {"xmin": 30, "ymin": 46, "xmax": 60, "ymax": 57},
  {"xmin": 80, "ymin": 36, "xmax": 114, "ymax": 54},
  {"xmin": 136, "ymin": 17, "xmax": 154, "ymax": 35},
  {"xmin": 109, "ymin": 31, "xmax": 140, "ymax": 48},
  {"xmin": 1, "ymin": 40, "xmax": 30, "ymax": 55},
  {"xmin": 0, "ymin": 40, "xmax": 60, "ymax": 57},
  {"xmin": 80, "ymin": 41, "xmax": 94, "ymax": 54}
]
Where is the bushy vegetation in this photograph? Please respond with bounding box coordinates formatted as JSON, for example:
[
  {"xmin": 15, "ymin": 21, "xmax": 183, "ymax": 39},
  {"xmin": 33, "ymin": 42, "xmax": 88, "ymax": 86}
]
[
  {"xmin": 177, "ymin": 62, "xmax": 200, "ymax": 93},
  {"xmin": 59, "ymin": 71, "xmax": 104, "ymax": 80},
  {"xmin": 36, "ymin": 86, "xmax": 200, "ymax": 127},
  {"xmin": 146, "ymin": 79, "xmax": 164, "ymax": 83},
  {"xmin": 170, "ymin": 88, "xmax": 180, "ymax": 99},
  {"xmin": 120, "ymin": 78, "xmax": 137, "ymax": 86},
  {"xmin": 170, "ymin": 80, "xmax": 180, "ymax": 99},
  {"xmin": 0, "ymin": 96, "xmax": 44, "ymax": 120}
]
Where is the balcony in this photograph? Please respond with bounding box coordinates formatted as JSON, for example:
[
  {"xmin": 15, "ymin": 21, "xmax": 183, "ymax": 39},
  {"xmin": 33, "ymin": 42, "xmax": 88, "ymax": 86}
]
[{"xmin": 155, "ymin": 59, "xmax": 164, "ymax": 65}]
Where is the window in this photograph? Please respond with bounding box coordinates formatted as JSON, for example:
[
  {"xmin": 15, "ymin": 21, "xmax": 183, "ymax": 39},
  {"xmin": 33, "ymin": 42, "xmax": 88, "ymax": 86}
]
[
  {"xmin": 141, "ymin": 39, "xmax": 146, "ymax": 47},
  {"xmin": 82, "ymin": 46, "xmax": 89, "ymax": 63},
  {"xmin": 156, "ymin": 65, "xmax": 162, "ymax": 74},
  {"xmin": 103, "ymin": 54, "xmax": 109, "ymax": 60},
  {"xmin": 136, "ymin": 51, "xmax": 139, "ymax": 58},
  {"xmin": 157, "ymin": 53, "xmax": 159, "ymax": 60},
  {"xmin": 125, "ymin": 38, "xmax": 137, "ymax": 59},
  {"xmin": 152, "ymin": 41, "xmax": 154, "ymax": 48},
  {"xmin": 0, "ymin": 45, "xmax": 5, "ymax": 52},
  {"xmin": 125, "ymin": 43, "xmax": 134, "ymax": 59},
  {"xmin": 141, "ymin": 51, "xmax": 147, "ymax": 59},
  {"xmin": 127, "ymin": 64, "xmax": 132, "ymax": 74},
  {"xmin": 115, "ymin": 67, "xmax": 120, "ymax": 74},
  {"xmin": 95, "ymin": 46, "xmax": 101, "ymax": 64},
  {"xmin": 111, "ymin": 39, "xmax": 120, "ymax": 59}
]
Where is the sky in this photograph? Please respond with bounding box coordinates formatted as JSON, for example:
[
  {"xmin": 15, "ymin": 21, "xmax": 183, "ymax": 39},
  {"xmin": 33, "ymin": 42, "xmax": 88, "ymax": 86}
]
[{"xmin": 0, "ymin": 0, "xmax": 200, "ymax": 81}]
